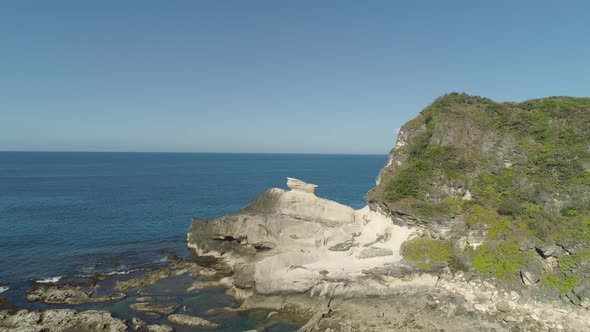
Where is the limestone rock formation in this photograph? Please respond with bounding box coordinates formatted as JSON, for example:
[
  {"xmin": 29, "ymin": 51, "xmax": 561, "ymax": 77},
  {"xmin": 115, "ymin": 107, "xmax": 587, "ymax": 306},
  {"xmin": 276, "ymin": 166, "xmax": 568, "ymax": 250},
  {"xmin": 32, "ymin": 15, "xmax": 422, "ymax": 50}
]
[
  {"xmin": 187, "ymin": 178, "xmax": 415, "ymax": 295},
  {"xmin": 287, "ymin": 177, "xmax": 318, "ymax": 194},
  {"xmin": 186, "ymin": 94, "xmax": 590, "ymax": 330},
  {"xmin": 366, "ymin": 93, "xmax": 590, "ymax": 300}
]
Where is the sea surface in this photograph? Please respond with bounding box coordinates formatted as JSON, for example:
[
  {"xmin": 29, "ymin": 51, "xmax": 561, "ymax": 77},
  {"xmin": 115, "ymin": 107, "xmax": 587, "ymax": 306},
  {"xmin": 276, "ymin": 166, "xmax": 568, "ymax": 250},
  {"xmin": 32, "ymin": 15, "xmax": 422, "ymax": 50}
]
[{"xmin": 0, "ymin": 152, "xmax": 387, "ymax": 300}]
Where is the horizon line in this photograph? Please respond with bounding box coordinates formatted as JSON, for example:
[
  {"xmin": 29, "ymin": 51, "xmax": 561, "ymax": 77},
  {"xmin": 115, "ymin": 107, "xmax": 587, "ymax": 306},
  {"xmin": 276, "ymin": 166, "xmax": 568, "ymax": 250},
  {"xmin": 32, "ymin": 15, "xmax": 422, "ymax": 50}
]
[{"xmin": 0, "ymin": 150, "xmax": 389, "ymax": 156}]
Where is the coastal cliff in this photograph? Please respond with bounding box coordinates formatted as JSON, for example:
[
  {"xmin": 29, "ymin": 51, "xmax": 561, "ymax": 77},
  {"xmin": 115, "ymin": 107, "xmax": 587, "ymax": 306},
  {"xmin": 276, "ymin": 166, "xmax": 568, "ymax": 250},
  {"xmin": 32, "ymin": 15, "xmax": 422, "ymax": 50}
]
[
  {"xmin": 186, "ymin": 93, "xmax": 590, "ymax": 331},
  {"xmin": 367, "ymin": 93, "xmax": 590, "ymax": 296}
]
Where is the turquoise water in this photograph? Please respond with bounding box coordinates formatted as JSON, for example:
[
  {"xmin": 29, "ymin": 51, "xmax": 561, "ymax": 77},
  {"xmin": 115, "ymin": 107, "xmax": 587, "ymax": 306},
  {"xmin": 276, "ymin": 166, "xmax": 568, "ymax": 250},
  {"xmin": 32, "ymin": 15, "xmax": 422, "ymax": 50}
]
[{"xmin": 0, "ymin": 152, "xmax": 387, "ymax": 299}]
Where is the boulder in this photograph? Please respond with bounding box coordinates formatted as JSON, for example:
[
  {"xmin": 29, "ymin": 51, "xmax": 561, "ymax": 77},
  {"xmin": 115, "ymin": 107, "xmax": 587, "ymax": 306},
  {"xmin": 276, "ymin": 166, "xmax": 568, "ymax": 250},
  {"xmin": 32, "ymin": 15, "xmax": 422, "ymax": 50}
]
[
  {"xmin": 535, "ymin": 243, "xmax": 560, "ymax": 258},
  {"xmin": 520, "ymin": 261, "xmax": 544, "ymax": 285},
  {"xmin": 567, "ymin": 285, "xmax": 590, "ymax": 308},
  {"xmin": 167, "ymin": 314, "xmax": 220, "ymax": 328},
  {"xmin": 27, "ymin": 285, "xmax": 125, "ymax": 305},
  {"xmin": 495, "ymin": 301, "xmax": 512, "ymax": 313},
  {"xmin": 130, "ymin": 302, "xmax": 179, "ymax": 315},
  {"xmin": 131, "ymin": 317, "xmax": 146, "ymax": 331},
  {"xmin": 146, "ymin": 324, "xmax": 174, "ymax": 332},
  {"xmin": 0, "ymin": 309, "xmax": 126, "ymax": 331}
]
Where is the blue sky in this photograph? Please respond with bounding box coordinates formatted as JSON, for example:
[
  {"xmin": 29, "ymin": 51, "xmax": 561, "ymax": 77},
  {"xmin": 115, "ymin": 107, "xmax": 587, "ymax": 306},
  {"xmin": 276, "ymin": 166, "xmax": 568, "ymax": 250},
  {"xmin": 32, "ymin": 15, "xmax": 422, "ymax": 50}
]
[{"xmin": 1, "ymin": 1, "xmax": 589, "ymax": 154}]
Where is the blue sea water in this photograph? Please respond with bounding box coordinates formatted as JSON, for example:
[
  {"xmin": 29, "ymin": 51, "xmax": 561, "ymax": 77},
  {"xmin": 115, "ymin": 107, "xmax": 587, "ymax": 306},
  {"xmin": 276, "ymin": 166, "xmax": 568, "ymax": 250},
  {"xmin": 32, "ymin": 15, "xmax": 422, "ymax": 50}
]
[{"xmin": 0, "ymin": 152, "xmax": 387, "ymax": 298}]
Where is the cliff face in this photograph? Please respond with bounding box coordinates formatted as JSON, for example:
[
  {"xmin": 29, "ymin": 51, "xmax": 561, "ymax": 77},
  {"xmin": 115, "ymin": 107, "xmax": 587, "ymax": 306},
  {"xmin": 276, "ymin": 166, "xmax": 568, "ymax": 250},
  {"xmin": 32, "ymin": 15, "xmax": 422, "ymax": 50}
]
[{"xmin": 367, "ymin": 93, "xmax": 590, "ymax": 294}]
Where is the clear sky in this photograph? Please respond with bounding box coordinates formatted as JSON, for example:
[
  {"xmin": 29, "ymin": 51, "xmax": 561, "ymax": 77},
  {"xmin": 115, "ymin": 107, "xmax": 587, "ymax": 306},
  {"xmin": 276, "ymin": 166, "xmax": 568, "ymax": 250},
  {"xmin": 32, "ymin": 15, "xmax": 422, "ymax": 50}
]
[{"xmin": 1, "ymin": 1, "xmax": 589, "ymax": 154}]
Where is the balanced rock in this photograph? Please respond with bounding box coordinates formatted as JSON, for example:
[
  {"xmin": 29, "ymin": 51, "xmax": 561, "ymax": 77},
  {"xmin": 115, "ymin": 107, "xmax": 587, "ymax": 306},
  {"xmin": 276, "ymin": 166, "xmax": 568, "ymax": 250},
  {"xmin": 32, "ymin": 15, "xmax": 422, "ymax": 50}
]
[{"xmin": 286, "ymin": 177, "xmax": 318, "ymax": 194}]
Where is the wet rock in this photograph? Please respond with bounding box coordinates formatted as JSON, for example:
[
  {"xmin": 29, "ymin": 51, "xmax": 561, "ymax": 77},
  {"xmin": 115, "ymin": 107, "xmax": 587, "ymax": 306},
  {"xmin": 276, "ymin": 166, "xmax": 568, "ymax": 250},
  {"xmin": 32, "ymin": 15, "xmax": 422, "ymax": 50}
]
[
  {"xmin": 146, "ymin": 324, "xmax": 174, "ymax": 332},
  {"xmin": 27, "ymin": 284, "xmax": 125, "ymax": 305},
  {"xmin": 0, "ymin": 309, "xmax": 126, "ymax": 331},
  {"xmin": 187, "ymin": 280, "xmax": 223, "ymax": 293},
  {"xmin": 116, "ymin": 261, "xmax": 218, "ymax": 291},
  {"xmin": 520, "ymin": 261, "xmax": 544, "ymax": 285},
  {"xmin": 144, "ymin": 312, "xmax": 162, "ymax": 320},
  {"xmin": 136, "ymin": 296, "xmax": 154, "ymax": 302},
  {"xmin": 130, "ymin": 302, "xmax": 179, "ymax": 315},
  {"xmin": 167, "ymin": 314, "xmax": 220, "ymax": 328},
  {"xmin": 131, "ymin": 317, "xmax": 146, "ymax": 331}
]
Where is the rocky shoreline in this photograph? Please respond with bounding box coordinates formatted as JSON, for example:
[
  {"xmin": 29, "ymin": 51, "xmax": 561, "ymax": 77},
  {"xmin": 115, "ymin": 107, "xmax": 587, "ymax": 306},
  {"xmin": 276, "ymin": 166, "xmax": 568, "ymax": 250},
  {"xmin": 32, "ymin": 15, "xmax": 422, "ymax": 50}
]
[
  {"xmin": 185, "ymin": 177, "xmax": 590, "ymax": 331},
  {"xmin": 0, "ymin": 255, "xmax": 307, "ymax": 331},
  {"xmin": 2, "ymin": 179, "xmax": 589, "ymax": 331},
  {"xmin": 2, "ymin": 177, "xmax": 589, "ymax": 331}
]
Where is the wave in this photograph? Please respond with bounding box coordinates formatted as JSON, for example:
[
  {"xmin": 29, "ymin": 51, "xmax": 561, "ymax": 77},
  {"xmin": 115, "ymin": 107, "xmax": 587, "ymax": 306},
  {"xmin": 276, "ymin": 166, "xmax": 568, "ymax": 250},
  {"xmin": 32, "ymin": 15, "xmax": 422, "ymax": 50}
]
[
  {"xmin": 77, "ymin": 265, "xmax": 142, "ymax": 278},
  {"xmin": 156, "ymin": 256, "xmax": 169, "ymax": 263},
  {"xmin": 36, "ymin": 276, "xmax": 62, "ymax": 284},
  {"xmin": 102, "ymin": 268, "xmax": 139, "ymax": 276},
  {"xmin": 0, "ymin": 286, "xmax": 8, "ymax": 294}
]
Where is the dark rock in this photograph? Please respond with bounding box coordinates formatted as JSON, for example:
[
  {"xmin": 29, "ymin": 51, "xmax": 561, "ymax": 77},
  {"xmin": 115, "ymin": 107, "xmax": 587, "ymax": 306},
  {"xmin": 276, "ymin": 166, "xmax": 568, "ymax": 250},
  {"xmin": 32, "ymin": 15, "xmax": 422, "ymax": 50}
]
[
  {"xmin": 328, "ymin": 240, "xmax": 356, "ymax": 251},
  {"xmin": 520, "ymin": 261, "xmax": 544, "ymax": 285},
  {"xmin": 462, "ymin": 272, "xmax": 473, "ymax": 282},
  {"xmin": 233, "ymin": 262, "xmax": 255, "ymax": 289},
  {"xmin": 109, "ymin": 260, "xmax": 121, "ymax": 268},
  {"xmin": 130, "ymin": 302, "xmax": 179, "ymax": 315},
  {"xmin": 566, "ymin": 290, "xmax": 581, "ymax": 306},
  {"xmin": 131, "ymin": 317, "xmax": 146, "ymax": 331},
  {"xmin": 535, "ymin": 243, "xmax": 560, "ymax": 258},
  {"xmin": 358, "ymin": 247, "xmax": 393, "ymax": 259},
  {"xmin": 27, "ymin": 284, "xmax": 125, "ymax": 305}
]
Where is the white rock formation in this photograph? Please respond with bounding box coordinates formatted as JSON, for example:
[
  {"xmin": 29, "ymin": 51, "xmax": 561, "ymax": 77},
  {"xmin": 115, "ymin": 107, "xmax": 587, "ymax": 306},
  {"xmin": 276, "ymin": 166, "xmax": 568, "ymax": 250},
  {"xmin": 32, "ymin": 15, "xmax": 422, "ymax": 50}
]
[
  {"xmin": 187, "ymin": 178, "xmax": 416, "ymax": 295},
  {"xmin": 286, "ymin": 177, "xmax": 318, "ymax": 194}
]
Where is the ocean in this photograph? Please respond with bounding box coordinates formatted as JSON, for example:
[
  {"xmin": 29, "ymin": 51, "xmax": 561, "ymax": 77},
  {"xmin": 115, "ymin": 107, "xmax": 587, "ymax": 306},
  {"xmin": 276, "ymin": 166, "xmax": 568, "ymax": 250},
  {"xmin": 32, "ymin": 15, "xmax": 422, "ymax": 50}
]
[{"xmin": 0, "ymin": 152, "xmax": 387, "ymax": 301}]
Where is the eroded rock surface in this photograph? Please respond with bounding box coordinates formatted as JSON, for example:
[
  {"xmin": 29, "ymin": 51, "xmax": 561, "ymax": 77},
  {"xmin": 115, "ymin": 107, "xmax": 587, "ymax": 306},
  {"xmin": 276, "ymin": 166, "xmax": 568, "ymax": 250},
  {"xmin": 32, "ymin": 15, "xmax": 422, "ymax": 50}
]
[
  {"xmin": 188, "ymin": 178, "xmax": 414, "ymax": 295},
  {"xmin": 27, "ymin": 284, "xmax": 125, "ymax": 305},
  {"xmin": 0, "ymin": 309, "xmax": 126, "ymax": 332},
  {"xmin": 167, "ymin": 314, "xmax": 220, "ymax": 328}
]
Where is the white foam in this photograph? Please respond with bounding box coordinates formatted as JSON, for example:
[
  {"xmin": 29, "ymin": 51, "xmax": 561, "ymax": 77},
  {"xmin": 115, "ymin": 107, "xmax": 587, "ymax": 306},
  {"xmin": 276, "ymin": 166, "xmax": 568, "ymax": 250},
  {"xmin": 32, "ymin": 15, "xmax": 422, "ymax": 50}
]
[
  {"xmin": 36, "ymin": 276, "xmax": 62, "ymax": 284},
  {"xmin": 0, "ymin": 286, "xmax": 8, "ymax": 294},
  {"xmin": 157, "ymin": 256, "xmax": 169, "ymax": 263},
  {"xmin": 103, "ymin": 268, "xmax": 138, "ymax": 276}
]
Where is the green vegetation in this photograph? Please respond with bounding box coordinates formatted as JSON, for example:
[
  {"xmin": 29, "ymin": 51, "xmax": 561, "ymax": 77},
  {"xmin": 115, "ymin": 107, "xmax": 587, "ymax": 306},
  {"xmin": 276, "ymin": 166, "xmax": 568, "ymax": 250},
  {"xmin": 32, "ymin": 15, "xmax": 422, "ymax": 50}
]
[
  {"xmin": 402, "ymin": 238, "xmax": 453, "ymax": 268},
  {"xmin": 378, "ymin": 93, "xmax": 590, "ymax": 284},
  {"xmin": 541, "ymin": 273, "xmax": 580, "ymax": 294},
  {"xmin": 386, "ymin": 145, "xmax": 471, "ymax": 202},
  {"xmin": 471, "ymin": 242, "xmax": 532, "ymax": 279}
]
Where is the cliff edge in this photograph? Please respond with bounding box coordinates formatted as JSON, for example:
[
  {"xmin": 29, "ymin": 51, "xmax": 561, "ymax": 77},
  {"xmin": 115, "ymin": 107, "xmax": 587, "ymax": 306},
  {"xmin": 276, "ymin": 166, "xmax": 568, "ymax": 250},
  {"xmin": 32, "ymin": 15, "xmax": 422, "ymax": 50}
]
[{"xmin": 367, "ymin": 92, "xmax": 590, "ymax": 302}]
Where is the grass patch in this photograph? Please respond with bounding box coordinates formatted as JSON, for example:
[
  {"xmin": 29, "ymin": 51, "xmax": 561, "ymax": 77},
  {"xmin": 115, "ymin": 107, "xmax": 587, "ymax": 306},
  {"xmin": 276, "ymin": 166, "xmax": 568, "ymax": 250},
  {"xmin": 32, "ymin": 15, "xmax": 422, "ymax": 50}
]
[
  {"xmin": 541, "ymin": 273, "xmax": 580, "ymax": 294},
  {"xmin": 402, "ymin": 238, "xmax": 453, "ymax": 268},
  {"xmin": 471, "ymin": 242, "xmax": 532, "ymax": 279}
]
